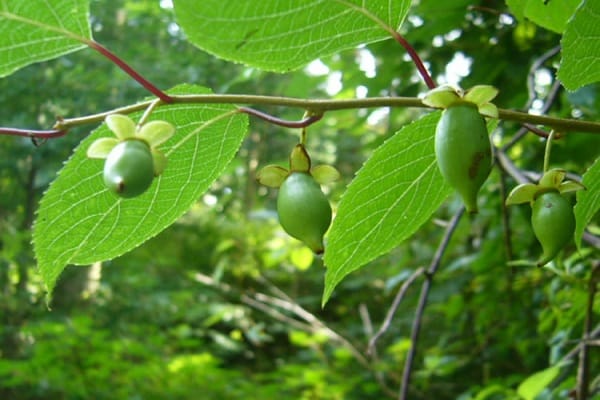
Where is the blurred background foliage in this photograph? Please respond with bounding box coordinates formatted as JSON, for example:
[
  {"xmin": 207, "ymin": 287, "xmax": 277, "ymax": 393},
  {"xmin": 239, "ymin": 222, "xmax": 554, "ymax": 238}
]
[{"xmin": 0, "ymin": 0, "xmax": 598, "ymax": 399}]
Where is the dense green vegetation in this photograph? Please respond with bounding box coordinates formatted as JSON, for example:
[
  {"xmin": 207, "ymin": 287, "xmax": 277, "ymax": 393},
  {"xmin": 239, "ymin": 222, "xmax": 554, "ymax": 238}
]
[{"xmin": 0, "ymin": 0, "xmax": 598, "ymax": 399}]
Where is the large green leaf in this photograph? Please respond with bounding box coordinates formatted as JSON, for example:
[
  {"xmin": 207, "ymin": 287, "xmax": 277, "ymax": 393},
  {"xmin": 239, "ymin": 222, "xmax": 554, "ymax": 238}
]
[
  {"xmin": 0, "ymin": 0, "xmax": 91, "ymax": 77},
  {"xmin": 173, "ymin": 0, "xmax": 411, "ymax": 72},
  {"xmin": 522, "ymin": 0, "xmax": 581, "ymax": 33},
  {"xmin": 558, "ymin": 0, "xmax": 600, "ymax": 90},
  {"xmin": 33, "ymin": 85, "xmax": 249, "ymax": 296},
  {"xmin": 322, "ymin": 112, "xmax": 452, "ymax": 304},
  {"xmin": 575, "ymin": 157, "xmax": 600, "ymax": 248}
]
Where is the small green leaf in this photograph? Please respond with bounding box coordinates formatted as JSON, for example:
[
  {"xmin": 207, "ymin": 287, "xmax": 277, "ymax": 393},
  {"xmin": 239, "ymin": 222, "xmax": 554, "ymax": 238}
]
[
  {"xmin": 106, "ymin": 114, "xmax": 136, "ymax": 140},
  {"xmin": 86, "ymin": 138, "xmax": 119, "ymax": 159},
  {"xmin": 0, "ymin": 0, "xmax": 91, "ymax": 77},
  {"xmin": 505, "ymin": 183, "xmax": 538, "ymax": 206},
  {"xmin": 138, "ymin": 120, "xmax": 176, "ymax": 147},
  {"xmin": 516, "ymin": 365, "xmax": 561, "ymax": 400},
  {"xmin": 311, "ymin": 165, "xmax": 341, "ymax": 185},
  {"xmin": 323, "ymin": 112, "xmax": 452, "ymax": 305},
  {"xmin": 574, "ymin": 157, "xmax": 600, "ymax": 248},
  {"xmin": 257, "ymin": 165, "xmax": 289, "ymax": 188}
]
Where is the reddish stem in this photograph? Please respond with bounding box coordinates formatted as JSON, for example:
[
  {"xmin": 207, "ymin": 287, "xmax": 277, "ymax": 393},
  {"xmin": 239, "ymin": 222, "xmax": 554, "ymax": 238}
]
[
  {"xmin": 0, "ymin": 127, "xmax": 67, "ymax": 139},
  {"xmin": 523, "ymin": 123, "xmax": 563, "ymax": 139},
  {"xmin": 88, "ymin": 40, "xmax": 173, "ymax": 103},
  {"xmin": 390, "ymin": 32, "xmax": 436, "ymax": 89},
  {"xmin": 238, "ymin": 107, "xmax": 323, "ymax": 128}
]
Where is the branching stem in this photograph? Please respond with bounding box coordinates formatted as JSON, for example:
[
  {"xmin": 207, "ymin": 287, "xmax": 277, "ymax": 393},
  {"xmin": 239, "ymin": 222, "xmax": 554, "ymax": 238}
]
[
  {"xmin": 399, "ymin": 208, "xmax": 465, "ymax": 400},
  {"xmin": 5, "ymin": 94, "xmax": 600, "ymax": 140},
  {"xmin": 50, "ymin": 94, "xmax": 600, "ymax": 132}
]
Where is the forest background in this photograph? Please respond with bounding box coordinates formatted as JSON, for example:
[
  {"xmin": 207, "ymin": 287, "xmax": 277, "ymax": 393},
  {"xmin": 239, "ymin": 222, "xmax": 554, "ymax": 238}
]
[{"xmin": 0, "ymin": 0, "xmax": 599, "ymax": 399}]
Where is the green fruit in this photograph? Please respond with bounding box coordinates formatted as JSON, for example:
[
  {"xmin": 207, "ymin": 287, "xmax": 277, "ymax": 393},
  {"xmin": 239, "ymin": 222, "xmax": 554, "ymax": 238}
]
[
  {"xmin": 435, "ymin": 103, "xmax": 492, "ymax": 213},
  {"xmin": 531, "ymin": 191, "xmax": 575, "ymax": 266},
  {"xmin": 103, "ymin": 139, "xmax": 154, "ymax": 198},
  {"xmin": 277, "ymin": 172, "xmax": 332, "ymax": 254}
]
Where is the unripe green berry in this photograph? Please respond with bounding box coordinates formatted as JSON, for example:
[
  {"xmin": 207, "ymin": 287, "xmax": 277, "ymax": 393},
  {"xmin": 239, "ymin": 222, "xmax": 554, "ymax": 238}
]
[
  {"xmin": 435, "ymin": 103, "xmax": 492, "ymax": 213},
  {"xmin": 103, "ymin": 139, "xmax": 154, "ymax": 198},
  {"xmin": 277, "ymin": 172, "xmax": 332, "ymax": 254},
  {"xmin": 531, "ymin": 191, "xmax": 575, "ymax": 266}
]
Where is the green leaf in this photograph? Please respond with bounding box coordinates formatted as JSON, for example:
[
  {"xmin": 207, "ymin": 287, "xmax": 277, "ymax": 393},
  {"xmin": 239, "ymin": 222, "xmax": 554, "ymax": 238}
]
[
  {"xmin": 523, "ymin": 0, "xmax": 581, "ymax": 33},
  {"xmin": 516, "ymin": 365, "xmax": 561, "ymax": 400},
  {"xmin": 33, "ymin": 85, "xmax": 248, "ymax": 297},
  {"xmin": 574, "ymin": 157, "xmax": 600, "ymax": 248},
  {"xmin": 0, "ymin": 0, "xmax": 91, "ymax": 77},
  {"xmin": 558, "ymin": 0, "xmax": 600, "ymax": 90},
  {"xmin": 172, "ymin": 0, "xmax": 411, "ymax": 72},
  {"xmin": 322, "ymin": 112, "xmax": 452, "ymax": 305}
]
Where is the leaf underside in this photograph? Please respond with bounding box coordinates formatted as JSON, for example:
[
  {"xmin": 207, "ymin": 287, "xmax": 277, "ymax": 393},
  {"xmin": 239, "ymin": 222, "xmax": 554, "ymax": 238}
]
[
  {"xmin": 0, "ymin": 0, "xmax": 91, "ymax": 77},
  {"xmin": 323, "ymin": 112, "xmax": 452, "ymax": 305},
  {"xmin": 558, "ymin": 0, "xmax": 600, "ymax": 90},
  {"xmin": 33, "ymin": 85, "xmax": 249, "ymax": 296},
  {"xmin": 173, "ymin": 0, "xmax": 411, "ymax": 72},
  {"xmin": 574, "ymin": 157, "xmax": 600, "ymax": 249}
]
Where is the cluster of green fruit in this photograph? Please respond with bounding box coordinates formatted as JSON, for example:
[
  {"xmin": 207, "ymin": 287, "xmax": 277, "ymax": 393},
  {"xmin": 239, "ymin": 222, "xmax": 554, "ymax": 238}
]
[
  {"xmin": 425, "ymin": 85, "xmax": 584, "ymax": 266},
  {"xmin": 88, "ymin": 102, "xmax": 582, "ymax": 265}
]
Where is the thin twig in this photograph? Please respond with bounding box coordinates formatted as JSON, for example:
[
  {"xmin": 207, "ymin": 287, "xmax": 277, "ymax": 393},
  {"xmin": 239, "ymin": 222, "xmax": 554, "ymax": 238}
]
[
  {"xmin": 560, "ymin": 324, "xmax": 600, "ymax": 363},
  {"xmin": 368, "ymin": 267, "xmax": 425, "ymax": 354},
  {"xmin": 399, "ymin": 208, "xmax": 465, "ymax": 400},
  {"xmin": 0, "ymin": 127, "xmax": 67, "ymax": 139},
  {"xmin": 576, "ymin": 264, "xmax": 599, "ymax": 400},
  {"xmin": 238, "ymin": 107, "xmax": 323, "ymax": 128},
  {"xmin": 254, "ymin": 275, "xmax": 396, "ymax": 398},
  {"xmin": 525, "ymin": 45, "xmax": 561, "ymax": 111},
  {"xmin": 502, "ymin": 79, "xmax": 563, "ymax": 151},
  {"xmin": 194, "ymin": 271, "xmax": 391, "ymax": 393},
  {"xmin": 252, "ymin": 292, "xmax": 371, "ymax": 368}
]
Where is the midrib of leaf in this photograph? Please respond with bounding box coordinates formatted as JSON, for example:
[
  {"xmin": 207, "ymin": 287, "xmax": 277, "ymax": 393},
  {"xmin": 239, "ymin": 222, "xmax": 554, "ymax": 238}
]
[
  {"xmin": 165, "ymin": 109, "xmax": 239, "ymax": 156},
  {"xmin": 0, "ymin": 9, "xmax": 89, "ymax": 44},
  {"xmin": 332, "ymin": 0, "xmax": 397, "ymax": 36}
]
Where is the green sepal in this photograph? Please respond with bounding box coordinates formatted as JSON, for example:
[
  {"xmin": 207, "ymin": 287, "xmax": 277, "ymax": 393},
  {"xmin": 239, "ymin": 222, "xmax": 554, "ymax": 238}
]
[
  {"xmin": 289, "ymin": 144, "xmax": 311, "ymax": 172},
  {"xmin": 478, "ymin": 102, "xmax": 499, "ymax": 118},
  {"xmin": 464, "ymin": 85, "xmax": 499, "ymax": 105},
  {"xmin": 86, "ymin": 137, "xmax": 119, "ymax": 159},
  {"xmin": 257, "ymin": 165, "xmax": 289, "ymax": 188},
  {"xmin": 558, "ymin": 180, "xmax": 586, "ymax": 194},
  {"xmin": 422, "ymin": 85, "xmax": 461, "ymax": 109},
  {"xmin": 106, "ymin": 114, "xmax": 136, "ymax": 140},
  {"xmin": 311, "ymin": 164, "xmax": 340, "ymax": 185},
  {"xmin": 539, "ymin": 168, "xmax": 566, "ymax": 189},
  {"xmin": 138, "ymin": 120, "xmax": 175, "ymax": 147},
  {"xmin": 505, "ymin": 183, "xmax": 539, "ymax": 205},
  {"xmin": 151, "ymin": 149, "xmax": 168, "ymax": 176}
]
